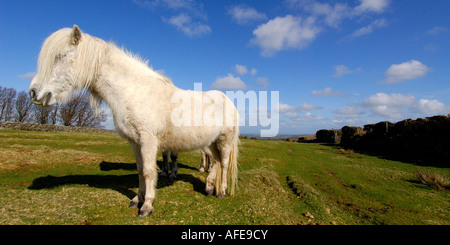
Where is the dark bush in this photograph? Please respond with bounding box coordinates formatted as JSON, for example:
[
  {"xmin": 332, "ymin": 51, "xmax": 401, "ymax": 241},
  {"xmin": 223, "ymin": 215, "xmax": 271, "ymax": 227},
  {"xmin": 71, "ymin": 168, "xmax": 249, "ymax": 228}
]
[
  {"xmin": 341, "ymin": 126, "xmax": 363, "ymax": 148},
  {"xmin": 316, "ymin": 129, "xmax": 341, "ymax": 144}
]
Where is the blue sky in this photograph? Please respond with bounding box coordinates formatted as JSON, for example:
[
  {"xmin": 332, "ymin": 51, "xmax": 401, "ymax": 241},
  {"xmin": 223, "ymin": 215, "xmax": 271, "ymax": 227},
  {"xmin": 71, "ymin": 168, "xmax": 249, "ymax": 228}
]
[{"xmin": 1, "ymin": 0, "xmax": 449, "ymax": 135}]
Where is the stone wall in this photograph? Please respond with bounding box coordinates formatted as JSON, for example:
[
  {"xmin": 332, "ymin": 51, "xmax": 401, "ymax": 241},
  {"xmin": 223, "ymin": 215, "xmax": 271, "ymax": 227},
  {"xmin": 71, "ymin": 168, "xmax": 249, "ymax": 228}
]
[
  {"xmin": 0, "ymin": 121, "xmax": 115, "ymax": 134},
  {"xmin": 340, "ymin": 115, "xmax": 450, "ymax": 166}
]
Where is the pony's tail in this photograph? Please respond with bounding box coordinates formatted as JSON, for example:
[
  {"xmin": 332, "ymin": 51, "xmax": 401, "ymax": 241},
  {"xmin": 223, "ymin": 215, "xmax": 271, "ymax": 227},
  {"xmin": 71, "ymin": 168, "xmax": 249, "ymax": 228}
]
[
  {"xmin": 228, "ymin": 135, "xmax": 239, "ymax": 196},
  {"xmin": 215, "ymin": 129, "xmax": 240, "ymax": 197}
]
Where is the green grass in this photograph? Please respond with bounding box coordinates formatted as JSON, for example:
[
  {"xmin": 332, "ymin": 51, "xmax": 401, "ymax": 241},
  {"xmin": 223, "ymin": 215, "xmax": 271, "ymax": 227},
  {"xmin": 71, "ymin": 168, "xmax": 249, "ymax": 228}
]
[{"xmin": 0, "ymin": 130, "xmax": 448, "ymax": 225}]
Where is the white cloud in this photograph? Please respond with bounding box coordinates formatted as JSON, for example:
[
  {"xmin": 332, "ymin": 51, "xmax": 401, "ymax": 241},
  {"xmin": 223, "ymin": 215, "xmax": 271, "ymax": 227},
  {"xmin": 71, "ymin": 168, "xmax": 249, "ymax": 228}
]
[
  {"xmin": 277, "ymin": 102, "xmax": 322, "ymax": 118},
  {"xmin": 333, "ymin": 65, "xmax": 361, "ymax": 77},
  {"xmin": 363, "ymin": 93, "xmax": 416, "ymax": 107},
  {"xmin": 300, "ymin": 112, "xmax": 325, "ymax": 122},
  {"xmin": 278, "ymin": 103, "xmax": 295, "ymax": 112},
  {"xmin": 299, "ymin": 103, "xmax": 322, "ymax": 111},
  {"xmin": 256, "ymin": 77, "xmax": 270, "ymax": 89},
  {"xmin": 18, "ymin": 72, "xmax": 36, "ymax": 79},
  {"xmin": 297, "ymin": 0, "xmax": 351, "ymax": 28},
  {"xmin": 250, "ymin": 15, "xmax": 320, "ymax": 57},
  {"xmin": 311, "ymin": 87, "xmax": 344, "ymax": 97},
  {"xmin": 228, "ymin": 5, "xmax": 267, "ymax": 25},
  {"xmin": 134, "ymin": 0, "xmax": 207, "ymax": 19},
  {"xmin": 278, "ymin": 103, "xmax": 298, "ymax": 117},
  {"xmin": 162, "ymin": 0, "xmax": 198, "ymax": 11},
  {"xmin": 334, "ymin": 106, "xmax": 365, "ymax": 119},
  {"xmin": 211, "ymin": 73, "xmax": 247, "ymax": 90},
  {"xmin": 362, "ymin": 93, "xmax": 416, "ymax": 119},
  {"xmin": 384, "ymin": 60, "xmax": 431, "ymax": 84},
  {"xmin": 288, "ymin": 0, "xmax": 389, "ymax": 26},
  {"xmin": 425, "ymin": 44, "xmax": 440, "ymax": 52},
  {"xmin": 234, "ymin": 65, "xmax": 257, "ymax": 76},
  {"xmin": 234, "ymin": 64, "xmax": 248, "ymax": 75},
  {"xmin": 346, "ymin": 18, "xmax": 387, "ymax": 40},
  {"xmin": 137, "ymin": 0, "xmax": 210, "ymax": 37},
  {"xmin": 251, "ymin": 1, "xmax": 390, "ymax": 56},
  {"xmin": 426, "ymin": 26, "xmax": 448, "ymax": 35},
  {"xmin": 413, "ymin": 99, "xmax": 449, "ymax": 115},
  {"xmin": 163, "ymin": 14, "xmax": 211, "ymax": 37},
  {"xmin": 353, "ymin": 0, "xmax": 390, "ymax": 14},
  {"xmin": 335, "ymin": 93, "xmax": 450, "ymax": 121}
]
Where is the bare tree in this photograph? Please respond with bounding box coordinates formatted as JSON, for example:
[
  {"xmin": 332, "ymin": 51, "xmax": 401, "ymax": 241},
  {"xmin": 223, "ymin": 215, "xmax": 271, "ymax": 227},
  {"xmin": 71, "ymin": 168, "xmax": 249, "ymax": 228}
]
[
  {"xmin": 59, "ymin": 93, "xmax": 106, "ymax": 128},
  {"xmin": 59, "ymin": 94, "xmax": 80, "ymax": 126},
  {"xmin": 49, "ymin": 104, "xmax": 58, "ymax": 125},
  {"xmin": 0, "ymin": 87, "xmax": 17, "ymax": 121},
  {"xmin": 32, "ymin": 104, "xmax": 55, "ymax": 124},
  {"xmin": 14, "ymin": 91, "xmax": 34, "ymax": 122},
  {"xmin": 0, "ymin": 86, "xmax": 6, "ymax": 120}
]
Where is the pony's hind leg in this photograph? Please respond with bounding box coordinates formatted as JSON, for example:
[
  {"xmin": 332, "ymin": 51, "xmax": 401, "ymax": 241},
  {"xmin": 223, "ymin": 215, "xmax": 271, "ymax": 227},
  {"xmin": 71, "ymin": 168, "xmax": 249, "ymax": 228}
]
[
  {"xmin": 199, "ymin": 150, "xmax": 212, "ymax": 173},
  {"xmin": 216, "ymin": 138, "xmax": 233, "ymax": 199},
  {"xmin": 203, "ymin": 144, "xmax": 220, "ymax": 197},
  {"xmin": 199, "ymin": 150, "xmax": 207, "ymax": 173},
  {"xmin": 169, "ymin": 152, "xmax": 178, "ymax": 180},
  {"xmin": 159, "ymin": 151, "xmax": 169, "ymax": 177}
]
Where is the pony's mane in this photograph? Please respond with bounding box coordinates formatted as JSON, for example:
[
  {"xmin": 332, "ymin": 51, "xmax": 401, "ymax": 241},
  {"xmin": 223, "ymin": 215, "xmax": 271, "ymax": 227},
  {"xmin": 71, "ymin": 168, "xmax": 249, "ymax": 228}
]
[
  {"xmin": 37, "ymin": 27, "xmax": 172, "ymax": 89},
  {"xmin": 37, "ymin": 27, "xmax": 173, "ymax": 111},
  {"xmin": 36, "ymin": 28, "xmax": 107, "ymax": 90}
]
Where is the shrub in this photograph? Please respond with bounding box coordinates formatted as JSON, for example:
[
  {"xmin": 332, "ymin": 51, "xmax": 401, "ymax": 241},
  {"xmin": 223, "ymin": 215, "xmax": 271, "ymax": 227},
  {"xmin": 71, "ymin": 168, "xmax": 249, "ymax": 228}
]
[
  {"xmin": 335, "ymin": 148, "xmax": 355, "ymax": 155},
  {"xmin": 417, "ymin": 170, "xmax": 450, "ymax": 190},
  {"xmin": 297, "ymin": 137, "xmax": 307, "ymax": 142},
  {"xmin": 316, "ymin": 129, "xmax": 341, "ymax": 144},
  {"xmin": 341, "ymin": 126, "xmax": 363, "ymax": 148}
]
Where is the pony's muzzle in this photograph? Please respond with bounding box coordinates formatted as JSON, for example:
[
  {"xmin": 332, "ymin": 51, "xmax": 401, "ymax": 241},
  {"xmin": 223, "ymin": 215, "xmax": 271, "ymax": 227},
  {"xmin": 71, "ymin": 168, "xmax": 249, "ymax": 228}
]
[{"xmin": 29, "ymin": 88, "xmax": 53, "ymax": 107}]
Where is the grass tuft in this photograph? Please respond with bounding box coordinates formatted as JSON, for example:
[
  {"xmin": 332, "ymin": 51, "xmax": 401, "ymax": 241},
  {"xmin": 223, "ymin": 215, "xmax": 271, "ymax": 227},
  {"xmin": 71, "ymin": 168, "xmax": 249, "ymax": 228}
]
[{"xmin": 417, "ymin": 170, "xmax": 450, "ymax": 190}]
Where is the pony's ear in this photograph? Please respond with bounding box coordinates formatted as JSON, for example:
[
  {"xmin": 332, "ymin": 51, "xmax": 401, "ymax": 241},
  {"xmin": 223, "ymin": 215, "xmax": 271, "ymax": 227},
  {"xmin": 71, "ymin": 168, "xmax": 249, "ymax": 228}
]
[{"xmin": 70, "ymin": 25, "xmax": 82, "ymax": 45}]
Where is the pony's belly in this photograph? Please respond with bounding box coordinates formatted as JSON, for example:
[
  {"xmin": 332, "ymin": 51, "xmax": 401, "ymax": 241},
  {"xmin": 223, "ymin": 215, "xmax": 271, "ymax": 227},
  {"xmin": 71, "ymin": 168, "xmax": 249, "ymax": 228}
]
[{"xmin": 159, "ymin": 126, "xmax": 221, "ymax": 152}]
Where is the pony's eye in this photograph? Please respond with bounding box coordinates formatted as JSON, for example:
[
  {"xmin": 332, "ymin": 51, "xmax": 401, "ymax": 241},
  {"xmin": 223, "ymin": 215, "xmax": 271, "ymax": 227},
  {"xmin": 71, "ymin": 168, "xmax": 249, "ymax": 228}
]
[{"xmin": 55, "ymin": 53, "xmax": 66, "ymax": 60}]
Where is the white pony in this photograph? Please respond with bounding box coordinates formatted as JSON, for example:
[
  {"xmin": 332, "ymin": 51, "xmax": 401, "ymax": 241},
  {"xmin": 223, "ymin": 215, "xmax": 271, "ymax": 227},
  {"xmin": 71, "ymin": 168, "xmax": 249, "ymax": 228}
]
[{"xmin": 29, "ymin": 25, "xmax": 239, "ymax": 217}]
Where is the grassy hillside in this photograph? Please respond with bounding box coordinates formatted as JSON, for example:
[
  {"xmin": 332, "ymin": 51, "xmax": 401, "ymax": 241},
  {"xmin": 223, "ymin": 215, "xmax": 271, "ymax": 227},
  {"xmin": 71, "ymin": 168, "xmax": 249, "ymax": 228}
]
[{"xmin": 0, "ymin": 130, "xmax": 448, "ymax": 225}]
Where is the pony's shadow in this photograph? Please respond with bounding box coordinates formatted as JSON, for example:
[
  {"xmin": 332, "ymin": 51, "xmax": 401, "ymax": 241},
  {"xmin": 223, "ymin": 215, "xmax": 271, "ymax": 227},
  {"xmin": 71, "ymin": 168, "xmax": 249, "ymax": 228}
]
[{"xmin": 28, "ymin": 161, "xmax": 205, "ymax": 200}]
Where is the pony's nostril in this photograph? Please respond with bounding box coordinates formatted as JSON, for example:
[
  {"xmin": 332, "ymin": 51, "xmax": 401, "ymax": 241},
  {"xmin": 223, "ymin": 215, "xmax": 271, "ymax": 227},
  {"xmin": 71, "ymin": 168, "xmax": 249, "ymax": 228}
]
[
  {"xmin": 42, "ymin": 92, "xmax": 52, "ymax": 106},
  {"xmin": 46, "ymin": 92, "xmax": 52, "ymax": 101},
  {"xmin": 29, "ymin": 89, "xmax": 37, "ymax": 100}
]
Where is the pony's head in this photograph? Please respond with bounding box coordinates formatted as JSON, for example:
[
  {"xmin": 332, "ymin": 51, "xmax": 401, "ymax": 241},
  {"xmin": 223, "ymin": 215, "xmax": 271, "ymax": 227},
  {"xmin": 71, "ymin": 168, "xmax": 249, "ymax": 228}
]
[{"xmin": 29, "ymin": 25, "xmax": 104, "ymax": 106}]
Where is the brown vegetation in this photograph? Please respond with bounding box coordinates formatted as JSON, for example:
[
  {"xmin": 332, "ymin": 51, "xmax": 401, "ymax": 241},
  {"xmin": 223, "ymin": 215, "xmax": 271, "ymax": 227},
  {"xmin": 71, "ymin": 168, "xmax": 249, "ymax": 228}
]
[{"xmin": 417, "ymin": 170, "xmax": 450, "ymax": 190}]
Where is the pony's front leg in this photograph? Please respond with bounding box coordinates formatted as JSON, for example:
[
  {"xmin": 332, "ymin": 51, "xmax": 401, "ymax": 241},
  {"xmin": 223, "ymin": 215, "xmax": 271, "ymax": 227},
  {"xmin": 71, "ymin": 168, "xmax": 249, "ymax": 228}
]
[
  {"xmin": 128, "ymin": 141, "xmax": 142, "ymax": 209},
  {"xmin": 137, "ymin": 139, "xmax": 158, "ymax": 217}
]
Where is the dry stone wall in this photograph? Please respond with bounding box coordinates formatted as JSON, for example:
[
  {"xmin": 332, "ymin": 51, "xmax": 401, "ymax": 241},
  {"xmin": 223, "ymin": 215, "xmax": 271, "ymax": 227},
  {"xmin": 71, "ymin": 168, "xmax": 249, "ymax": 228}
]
[{"xmin": 0, "ymin": 121, "xmax": 115, "ymax": 134}]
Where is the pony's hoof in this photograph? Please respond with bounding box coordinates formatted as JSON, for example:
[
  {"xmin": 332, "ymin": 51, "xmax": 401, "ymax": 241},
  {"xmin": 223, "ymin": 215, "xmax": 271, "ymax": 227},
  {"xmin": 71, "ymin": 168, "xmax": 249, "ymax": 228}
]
[
  {"xmin": 159, "ymin": 171, "xmax": 168, "ymax": 177},
  {"xmin": 198, "ymin": 167, "xmax": 205, "ymax": 173},
  {"xmin": 129, "ymin": 201, "xmax": 139, "ymax": 209},
  {"xmin": 169, "ymin": 172, "xmax": 177, "ymax": 180},
  {"xmin": 206, "ymin": 188, "xmax": 214, "ymax": 197},
  {"xmin": 217, "ymin": 194, "xmax": 226, "ymax": 199},
  {"xmin": 129, "ymin": 196, "xmax": 140, "ymax": 209},
  {"xmin": 138, "ymin": 206, "xmax": 154, "ymax": 217},
  {"xmin": 138, "ymin": 210, "xmax": 153, "ymax": 217}
]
